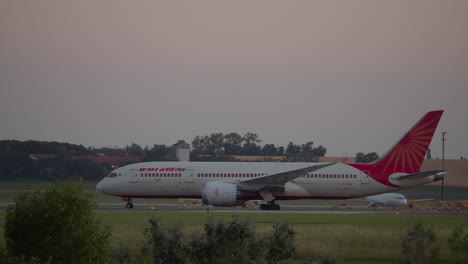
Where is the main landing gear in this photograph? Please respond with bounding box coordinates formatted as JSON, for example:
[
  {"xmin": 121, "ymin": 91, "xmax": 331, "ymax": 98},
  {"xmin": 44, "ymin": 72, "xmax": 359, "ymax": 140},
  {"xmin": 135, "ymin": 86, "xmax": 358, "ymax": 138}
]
[
  {"xmin": 260, "ymin": 202, "xmax": 280, "ymax": 210},
  {"xmin": 258, "ymin": 190, "xmax": 280, "ymax": 210},
  {"xmin": 122, "ymin": 196, "xmax": 133, "ymax": 209}
]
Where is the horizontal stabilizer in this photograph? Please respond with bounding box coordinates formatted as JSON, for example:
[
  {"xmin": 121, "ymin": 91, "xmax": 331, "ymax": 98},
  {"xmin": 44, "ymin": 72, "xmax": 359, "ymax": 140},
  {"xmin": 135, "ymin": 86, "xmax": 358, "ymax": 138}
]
[{"xmin": 395, "ymin": 170, "xmax": 446, "ymax": 181}]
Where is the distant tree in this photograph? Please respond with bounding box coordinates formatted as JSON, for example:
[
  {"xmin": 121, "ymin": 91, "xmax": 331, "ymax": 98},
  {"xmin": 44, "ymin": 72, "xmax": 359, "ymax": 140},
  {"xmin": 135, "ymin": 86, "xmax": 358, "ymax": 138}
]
[
  {"xmin": 283, "ymin": 141, "xmax": 325, "ymax": 162},
  {"xmin": 312, "ymin": 145, "xmax": 327, "ymax": 157},
  {"xmin": 143, "ymin": 144, "xmax": 175, "ymax": 161},
  {"xmin": 241, "ymin": 132, "xmax": 262, "ymax": 155},
  {"xmin": 118, "ymin": 160, "xmax": 139, "ymax": 167},
  {"xmin": 190, "ymin": 154, "xmax": 240, "ymax": 162},
  {"xmin": 241, "ymin": 144, "xmax": 262, "ymax": 156},
  {"xmin": 277, "ymin": 146, "xmax": 285, "ymax": 156},
  {"xmin": 223, "ymin": 132, "xmax": 244, "ymax": 155},
  {"xmin": 0, "ymin": 146, "xmax": 28, "ymax": 179},
  {"xmin": 243, "ymin": 132, "xmax": 262, "ymax": 145},
  {"xmin": 209, "ymin": 133, "xmax": 225, "ymax": 155},
  {"xmin": 125, "ymin": 143, "xmax": 144, "ymax": 157},
  {"xmin": 261, "ymin": 144, "xmax": 278, "ymax": 156},
  {"xmin": 69, "ymin": 159, "xmax": 108, "ymax": 180},
  {"xmin": 355, "ymin": 153, "xmax": 365, "ymax": 163},
  {"xmin": 355, "ymin": 152, "xmax": 379, "ymax": 163},
  {"xmin": 192, "ymin": 135, "xmax": 211, "ymax": 155},
  {"xmin": 0, "ymin": 140, "xmax": 90, "ymax": 156},
  {"xmin": 92, "ymin": 146, "xmax": 127, "ymax": 156},
  {"xmin": 285, "ymin": 142, "xmax": 301, "ymax": 156},
  {"xmin": 301, "ymin": 142, "xmax": 314, "ymax": 154},
  {"xmin": 426, "ymin": 148, "xmax": 432, "ymax": 159},
  {"xmin": 48, "ymin": 158, "xmax": 73, "ymax": 180},
  {"xmin": 190, "ymin": 132, "xmax": 326, "ymax": 159},
  {"xmin": 3, "ymin": 178, "xmax": 112, "ymax": 264}
]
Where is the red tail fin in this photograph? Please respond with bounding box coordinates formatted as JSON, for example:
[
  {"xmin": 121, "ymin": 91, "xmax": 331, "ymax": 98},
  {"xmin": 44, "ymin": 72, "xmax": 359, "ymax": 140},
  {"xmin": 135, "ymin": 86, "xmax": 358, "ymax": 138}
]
[{"xmin": 374, "ymin": 110, "xmax": 444, "ymax": 172}]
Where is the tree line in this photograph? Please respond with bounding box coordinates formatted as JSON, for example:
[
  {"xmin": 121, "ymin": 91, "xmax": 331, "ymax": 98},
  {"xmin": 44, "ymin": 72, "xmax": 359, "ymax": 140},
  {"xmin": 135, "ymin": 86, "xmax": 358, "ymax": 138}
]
[
  {"xmin": 0, "ymin": 134, "xmax": 329, "ymax": 180},
  {"xmin": 192, "ymin": 132, "xmax": 326, "ymax": 159},
  {"xmin": 1, "ymin": 136, "xmax": 380, "ymax": 180},
  {"xmin": 0, "ymin": 140, "xmax": 133, "ymax": 181}
]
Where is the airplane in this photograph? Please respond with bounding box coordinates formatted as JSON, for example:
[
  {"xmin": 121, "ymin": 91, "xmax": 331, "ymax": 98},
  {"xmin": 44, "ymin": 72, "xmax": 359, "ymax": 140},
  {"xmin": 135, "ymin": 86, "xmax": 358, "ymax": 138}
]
[
  {"xmin": 365, "ymin": 193, "xmax": 408, "ymax": 207},
  {"xmin": 96, "ymin": 110, "xmax": 446, "ymax": 210},
  {"xmin": 364, "ymin": 193, "xmax": 435, "ymax": 209}
]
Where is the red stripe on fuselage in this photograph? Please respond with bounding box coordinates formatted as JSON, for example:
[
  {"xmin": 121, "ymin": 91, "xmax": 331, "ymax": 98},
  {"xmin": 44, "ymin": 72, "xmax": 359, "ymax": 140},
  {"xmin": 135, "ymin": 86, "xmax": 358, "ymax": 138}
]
[
  {"xmin": 345, "ymin": 162, "xmax": 415, "ymax": 188},
  {"xmin": 119, "ymin": 195, "xmax": 359, "ymax": 200}
]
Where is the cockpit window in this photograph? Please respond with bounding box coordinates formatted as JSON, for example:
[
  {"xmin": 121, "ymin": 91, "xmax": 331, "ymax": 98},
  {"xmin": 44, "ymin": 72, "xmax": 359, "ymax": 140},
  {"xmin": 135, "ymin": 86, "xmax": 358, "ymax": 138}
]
[{"xmin": 108, "ymin": 173, "xmax": 117, "ymax": 178}]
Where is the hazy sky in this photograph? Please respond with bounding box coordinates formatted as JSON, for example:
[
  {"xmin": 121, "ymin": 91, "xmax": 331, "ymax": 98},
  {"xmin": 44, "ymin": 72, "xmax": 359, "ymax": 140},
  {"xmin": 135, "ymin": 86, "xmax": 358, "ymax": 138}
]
[{"xmin": 1, "ymin": 1, "xmax": 467, "ymax": 159}]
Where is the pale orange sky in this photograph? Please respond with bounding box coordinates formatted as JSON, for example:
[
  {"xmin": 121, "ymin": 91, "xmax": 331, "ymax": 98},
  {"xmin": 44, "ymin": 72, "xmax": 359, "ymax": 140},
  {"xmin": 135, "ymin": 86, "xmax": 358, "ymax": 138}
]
[{"xmin": 1, "ymin": 1, "xmax": 467, "ymax": 158}]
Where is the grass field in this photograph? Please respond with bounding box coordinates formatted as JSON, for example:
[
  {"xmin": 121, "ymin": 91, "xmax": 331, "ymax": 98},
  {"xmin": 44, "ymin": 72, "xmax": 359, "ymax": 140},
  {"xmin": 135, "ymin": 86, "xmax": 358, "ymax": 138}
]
[
  {"xmin": 74, "ymin": 212, "xmax": 468, "ymax": 264},
  {"xmin": 1, "ymin": 179, "xmax": 468, "ymax": 263},
  {"xmin": 1, "ymin": 210, "xmax": 467, "ymax": 263}
]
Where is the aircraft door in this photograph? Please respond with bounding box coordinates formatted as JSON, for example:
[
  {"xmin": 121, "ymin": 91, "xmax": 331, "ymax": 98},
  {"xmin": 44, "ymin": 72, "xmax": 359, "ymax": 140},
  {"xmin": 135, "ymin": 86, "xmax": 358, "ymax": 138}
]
[
  {"xmin": 360, "ymin": 171, "xmax": 370, "ymax": 184},
  {"xmin": 183, "ymin": 169, "xmax": 195, "ymax": 183},
  {"xmin": 129, "ymin": 169, "xmax": 139, "ymax": 183}
]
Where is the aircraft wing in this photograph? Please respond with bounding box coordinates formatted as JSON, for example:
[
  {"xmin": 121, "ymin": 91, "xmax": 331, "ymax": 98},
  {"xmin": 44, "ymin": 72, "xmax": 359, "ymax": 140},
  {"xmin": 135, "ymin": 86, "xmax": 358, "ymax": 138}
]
[
  {"xmin": 413, "ymin": 198, "xmax": 434, "ymax": 202},
  {"xmin": 239, "ymin": 163, "xmax": 335, "ymax": 185},
  {"xmin": 395, "ymin": 170, "xmax": 446, "ymax": 181}
]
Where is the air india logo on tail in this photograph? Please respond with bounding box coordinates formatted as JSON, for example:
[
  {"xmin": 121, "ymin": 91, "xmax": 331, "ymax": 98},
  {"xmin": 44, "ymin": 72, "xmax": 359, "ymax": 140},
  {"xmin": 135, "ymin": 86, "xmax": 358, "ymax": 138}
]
[
  {"xmin": 377, "ymin": 110, "xmax": 444, "ymax": 174},
  {"xmin": 348, "ymin": 110, "xmax": 444, "ymax": 187}
]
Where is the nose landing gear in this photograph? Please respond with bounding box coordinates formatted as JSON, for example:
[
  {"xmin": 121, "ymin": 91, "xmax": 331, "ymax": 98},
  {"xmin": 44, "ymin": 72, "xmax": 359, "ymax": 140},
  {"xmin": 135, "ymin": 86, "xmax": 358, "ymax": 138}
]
[{"xmin": 122, "ymin": 196, "xmax": 134, "ymax": 209}]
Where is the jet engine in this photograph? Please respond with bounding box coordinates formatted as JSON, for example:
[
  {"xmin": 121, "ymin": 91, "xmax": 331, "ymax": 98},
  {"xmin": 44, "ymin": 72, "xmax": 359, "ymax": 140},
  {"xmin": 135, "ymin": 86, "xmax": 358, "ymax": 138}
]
[{"xmin": 201, "ymin": 181, "xmax": 241, "ymax": 206}]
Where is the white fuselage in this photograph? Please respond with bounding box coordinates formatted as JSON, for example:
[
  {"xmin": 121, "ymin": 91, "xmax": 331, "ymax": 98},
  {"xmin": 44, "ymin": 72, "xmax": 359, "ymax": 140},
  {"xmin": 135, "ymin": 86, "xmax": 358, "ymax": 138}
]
[
  {"xmin": 96, "ymin": 111, "xmax": 444, "ymax": 207},
  {"xmin": 96, "ymin": 161, "xmax": 426, "ymax": 201},
  {"xmin": 365, "ymin": 193, "xmax": 408, "ymax": 207}
]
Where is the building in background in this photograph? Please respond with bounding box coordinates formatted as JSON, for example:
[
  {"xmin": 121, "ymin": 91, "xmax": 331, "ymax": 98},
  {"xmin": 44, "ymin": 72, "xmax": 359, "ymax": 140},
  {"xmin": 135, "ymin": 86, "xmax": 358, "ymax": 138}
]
[{"xmin": 174, "ymin": 140, "xmax": 190, "ymax": 162}]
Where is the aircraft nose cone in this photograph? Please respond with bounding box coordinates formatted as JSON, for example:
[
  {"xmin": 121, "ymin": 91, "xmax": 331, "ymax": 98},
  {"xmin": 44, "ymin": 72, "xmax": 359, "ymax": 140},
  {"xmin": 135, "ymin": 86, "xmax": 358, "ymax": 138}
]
[{"xmin": 96, "ymin": 180, "xmax": 104, "ymax": 193}]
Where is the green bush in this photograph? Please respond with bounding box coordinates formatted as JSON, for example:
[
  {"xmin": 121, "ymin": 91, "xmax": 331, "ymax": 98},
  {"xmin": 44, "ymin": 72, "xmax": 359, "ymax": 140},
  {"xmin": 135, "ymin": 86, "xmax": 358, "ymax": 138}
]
[
  {"xmin": 144, "ymin": 218, "xmax": 188, "ymax": 264},
  {"xmin": 400, "ymin": 221, "xmax": 439, "ymax": 264},
  {"xmin": 195, "ymin": 215, "xmax": 267, "ymax": 264},
  {"xmin": 266, "ymin": 222, "xmax": 296, "ymax": 264},
  {"xmin": 448, "ymin": 226, "xmax": 468, "ymax": 264},
  {"xmin": 144, "ymin": 214, "xmax": 296, "ymax": 264},
  {"xmin": 2, "ymin": 178, "xmax": 112, "ymax": 264},
  {"xmin": 0, "ymin": 247, "xmax": 50, "ymax": 264},
  {"xmin": 314, "ymin": 255, "xmax": 341, "ymax": 264}
]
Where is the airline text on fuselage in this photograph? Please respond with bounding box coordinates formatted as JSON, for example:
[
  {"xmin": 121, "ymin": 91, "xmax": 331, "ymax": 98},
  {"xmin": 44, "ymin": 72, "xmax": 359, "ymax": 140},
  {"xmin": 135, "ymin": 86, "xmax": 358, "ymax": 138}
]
[{"xmin": 138, "ymin": 168, "xmax": 186, "ymax": 172}]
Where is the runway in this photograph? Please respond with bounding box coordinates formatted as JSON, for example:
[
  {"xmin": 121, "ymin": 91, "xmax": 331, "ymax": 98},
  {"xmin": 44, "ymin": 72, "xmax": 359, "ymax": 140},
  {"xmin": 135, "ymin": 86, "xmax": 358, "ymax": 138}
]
[
  {"xmin": 95, "ymin": 203, "xmax": 379, "ymax": 214},
  {"xmin": 95, "ymin": 203, "xmax": 468, "ymax": 215},
  {"xmin": 2, "ymin": 202, "xmax": 467, "ymax": 215}
]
